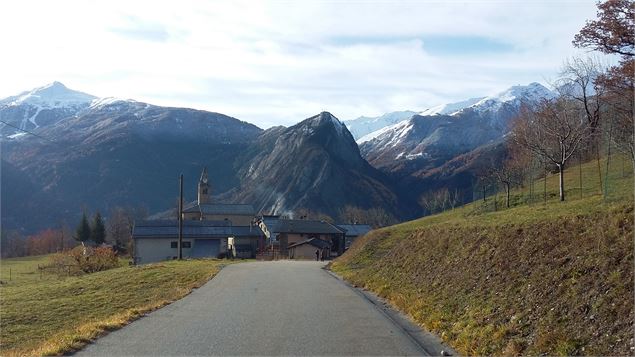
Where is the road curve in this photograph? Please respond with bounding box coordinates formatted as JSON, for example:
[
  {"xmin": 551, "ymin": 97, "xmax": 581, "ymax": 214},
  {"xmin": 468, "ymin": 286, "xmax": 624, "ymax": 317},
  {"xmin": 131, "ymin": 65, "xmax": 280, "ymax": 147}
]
[{"xmin": 76, "ymin": 261, "xmax": 433, "ymax": 356}]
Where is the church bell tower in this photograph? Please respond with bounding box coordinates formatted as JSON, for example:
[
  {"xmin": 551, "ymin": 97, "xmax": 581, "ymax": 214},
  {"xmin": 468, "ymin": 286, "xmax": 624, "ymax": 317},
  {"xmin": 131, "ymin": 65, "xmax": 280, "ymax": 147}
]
[{"xmin": 198, "ymin": 167, "xmax": 210, "ymax": 205}]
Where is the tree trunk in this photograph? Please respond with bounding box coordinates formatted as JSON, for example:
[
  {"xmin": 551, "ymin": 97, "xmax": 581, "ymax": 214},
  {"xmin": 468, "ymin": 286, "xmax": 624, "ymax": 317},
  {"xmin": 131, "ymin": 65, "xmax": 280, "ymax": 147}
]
[
  {"xmin": 604, "ymin": 117, "xmax": 614, "ymax": 199},
  {"xmin": 544, "ymin": 169, "xmax": 547, "ymax": 204},
  {"xmin": 494, "ymin": 187, "xmax": 498, "ymax": 211},
  {"xmin": 558, "ymin": 164, "xmax": 565, "ymax": 201},
  {"xmin": 506, "ymin": 183, "xmax": 511, "ymax": 208},
  {"xmin": 579, "ymin": 154, "xmax": 583, "ymax": 199},
  {"xmin": 596, "ymin": 144, "xmax": 603, "ymax": 194}
]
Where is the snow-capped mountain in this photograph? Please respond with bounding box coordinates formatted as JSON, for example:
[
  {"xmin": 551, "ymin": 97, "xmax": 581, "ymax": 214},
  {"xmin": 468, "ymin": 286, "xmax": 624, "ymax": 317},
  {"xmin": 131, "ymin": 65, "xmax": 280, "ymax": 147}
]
[
  {"xmin": 1, "ymin": 83, "xmax": 263, "ymax": 232},
  {"xmin": 343, "ymin": 110, "xmax": 417, "ymax": 140},
  {"xmin": 359, "ymin": 82, "xmax": 556, "ymax": 175},
  {"xmin": 0, "ymin": 82, "xmax": 96, "ymax": 137},
  {"xmin": 0, "ymin": 81, "xmax": 96, "ymax": 108}
]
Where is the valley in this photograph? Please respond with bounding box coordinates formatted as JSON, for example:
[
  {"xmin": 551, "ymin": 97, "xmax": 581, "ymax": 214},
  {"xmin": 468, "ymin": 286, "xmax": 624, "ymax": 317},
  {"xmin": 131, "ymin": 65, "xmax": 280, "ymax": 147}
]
[{"xmin": 1, "ymin": 81, "xmax": 558, "ymax": 234}]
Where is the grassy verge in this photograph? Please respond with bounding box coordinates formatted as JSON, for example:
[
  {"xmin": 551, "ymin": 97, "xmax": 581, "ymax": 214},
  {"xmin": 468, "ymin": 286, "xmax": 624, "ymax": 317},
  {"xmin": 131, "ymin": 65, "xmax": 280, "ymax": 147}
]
[
  {"xmin": 331, "ymin": 157, "xmax": 634, "ymax": 356},
  {"xmin": 0, "ymin": 258, "xmax": 229, "ymax": 356}
]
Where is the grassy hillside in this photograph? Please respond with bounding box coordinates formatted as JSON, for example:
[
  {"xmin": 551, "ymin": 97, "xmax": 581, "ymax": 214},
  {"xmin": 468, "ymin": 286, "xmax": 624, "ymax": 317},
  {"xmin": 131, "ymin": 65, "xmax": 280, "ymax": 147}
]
[
  {"xmin": 331, "ymin": 156, "xmax": 634, "ymax": 356},
  {"xmin": 0, "ymin": 258, "xmax": 228, "ymax": 356}
]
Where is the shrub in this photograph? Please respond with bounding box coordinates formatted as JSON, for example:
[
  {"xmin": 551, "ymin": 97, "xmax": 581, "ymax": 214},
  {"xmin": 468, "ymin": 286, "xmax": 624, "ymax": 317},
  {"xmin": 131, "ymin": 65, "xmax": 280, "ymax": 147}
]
[{"xmin": 48, "ymin": 245, "xmax": 120, "ymax": 275}]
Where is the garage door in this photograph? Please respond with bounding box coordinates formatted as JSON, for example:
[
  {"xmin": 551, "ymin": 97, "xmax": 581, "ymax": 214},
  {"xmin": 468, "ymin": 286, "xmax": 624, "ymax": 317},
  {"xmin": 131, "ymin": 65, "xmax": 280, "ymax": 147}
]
[{"xmin": 191, "ymin": 239, "xmax": 220, "ymax": 258}]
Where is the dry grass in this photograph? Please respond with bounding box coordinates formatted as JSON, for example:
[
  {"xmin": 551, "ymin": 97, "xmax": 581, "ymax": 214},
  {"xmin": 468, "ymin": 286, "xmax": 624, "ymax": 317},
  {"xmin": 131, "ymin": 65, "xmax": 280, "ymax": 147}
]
[
  {"xmin": 0, "ymin": 258, "xmax": 230, "ymax": 356},
  {"xmin": 332, "ymin": 157, "xmax": 634, "ymax": 356}
]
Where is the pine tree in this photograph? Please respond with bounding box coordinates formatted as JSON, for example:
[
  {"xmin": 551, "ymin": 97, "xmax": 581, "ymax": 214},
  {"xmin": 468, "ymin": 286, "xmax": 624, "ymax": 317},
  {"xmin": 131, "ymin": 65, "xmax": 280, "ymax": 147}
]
[
  {"xmin": 75, "ymin": 212, "xmax": 91, "ymax": 242},
  {"xmin": 91, "ymin": 212, "xmax": 106, "ymax": 244}
]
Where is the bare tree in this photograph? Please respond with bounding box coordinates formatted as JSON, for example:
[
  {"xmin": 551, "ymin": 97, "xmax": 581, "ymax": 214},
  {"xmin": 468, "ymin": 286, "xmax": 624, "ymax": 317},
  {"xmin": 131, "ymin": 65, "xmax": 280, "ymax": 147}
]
[
  {"xmin": 337, "ymin": 205, "xmax": 397, "ymax": 228},
  {"xmin": 511, "ymin": 99, "xmax": 590, "ymax": 201},
  {"xmin": 557, "ymin": 57, "xmax": 607, "ymax": 192},
  {"xmin": 487, "ymin": 150, "xmax": 525, "ymax": 208},
  {"xmin": 419, "ymin": 188, "xmax": 458, "ymax": 214},
  {"xmin": 599, "ymin": 59, "xmax": 635, "ymax": 165}
]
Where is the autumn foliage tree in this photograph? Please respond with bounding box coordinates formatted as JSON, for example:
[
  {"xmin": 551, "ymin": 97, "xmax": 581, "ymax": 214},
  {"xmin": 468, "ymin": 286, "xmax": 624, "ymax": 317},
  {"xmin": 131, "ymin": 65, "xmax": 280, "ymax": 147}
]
[
  {"xmin": 574, "ymin": 0, "xmax": 634, "ymax": 167},
  {"xmin": 573, "ymin": 0, "xmax": 634, "ymax": 57}
]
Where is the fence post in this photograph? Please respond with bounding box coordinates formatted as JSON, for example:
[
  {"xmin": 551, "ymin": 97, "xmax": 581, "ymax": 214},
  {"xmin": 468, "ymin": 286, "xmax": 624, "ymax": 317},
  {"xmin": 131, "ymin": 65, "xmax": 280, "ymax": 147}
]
[{"xmin": 9, "ymin": 268, "xmax": 11, "ymax": 281}]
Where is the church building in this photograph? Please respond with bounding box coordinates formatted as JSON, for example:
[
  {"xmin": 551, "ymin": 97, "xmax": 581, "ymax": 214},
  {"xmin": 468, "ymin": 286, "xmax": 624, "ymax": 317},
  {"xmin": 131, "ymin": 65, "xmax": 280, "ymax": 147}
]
[{"xmin": 132, "ymin": 168, "xmax": 264, "ymax": 264}]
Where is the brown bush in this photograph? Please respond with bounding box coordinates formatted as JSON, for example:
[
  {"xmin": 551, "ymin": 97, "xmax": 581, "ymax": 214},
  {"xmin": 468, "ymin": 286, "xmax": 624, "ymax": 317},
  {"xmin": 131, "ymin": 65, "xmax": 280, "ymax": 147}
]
[{"xmin": 48, "ymin": 245, "xmax": 120, "ymax": 275}]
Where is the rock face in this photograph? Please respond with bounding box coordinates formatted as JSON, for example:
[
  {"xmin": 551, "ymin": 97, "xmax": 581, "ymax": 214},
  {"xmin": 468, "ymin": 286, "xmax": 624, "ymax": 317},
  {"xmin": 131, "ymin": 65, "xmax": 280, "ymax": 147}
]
[{"xmin": 227, "ymin": 112, "xmax": 406, "ymax": 219}]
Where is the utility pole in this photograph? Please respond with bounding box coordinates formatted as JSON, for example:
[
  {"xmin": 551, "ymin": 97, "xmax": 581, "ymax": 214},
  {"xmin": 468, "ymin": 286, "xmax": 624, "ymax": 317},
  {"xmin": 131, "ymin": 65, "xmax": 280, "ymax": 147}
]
[{"xmin": 178, "ymin": 173, "xmax": 184, "ymax": 260}]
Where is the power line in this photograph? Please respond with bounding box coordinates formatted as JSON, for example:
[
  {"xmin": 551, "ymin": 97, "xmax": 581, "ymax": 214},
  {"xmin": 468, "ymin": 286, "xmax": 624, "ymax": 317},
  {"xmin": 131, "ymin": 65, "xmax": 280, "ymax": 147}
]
[{"xmin": 0, "ymin": 119, "xmax": 54, "ymax": 142}]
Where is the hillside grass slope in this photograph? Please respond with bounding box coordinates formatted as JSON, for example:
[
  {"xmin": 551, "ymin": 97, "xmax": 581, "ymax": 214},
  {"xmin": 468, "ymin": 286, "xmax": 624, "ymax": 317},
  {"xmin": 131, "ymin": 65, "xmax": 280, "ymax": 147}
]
[
  {"xmin": 0, "ymin": 258, "xmax": 229, "ymax": 356},
  {"xmin": 331, "ymin": 156, "xmax": 634, "ymax": 356}
]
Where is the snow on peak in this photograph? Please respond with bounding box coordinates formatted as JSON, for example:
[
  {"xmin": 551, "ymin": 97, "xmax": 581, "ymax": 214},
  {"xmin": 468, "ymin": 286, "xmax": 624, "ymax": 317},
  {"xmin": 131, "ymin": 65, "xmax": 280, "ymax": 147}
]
[
  {"xmin": 419, "ymin": 97, "xmax": 485, "ymax": 116},
  {"xmin": 468, "ymin": 82, "xmax": 556, "ymax": 113},
  {"xmin": 2, "ymin": 82, "xmax": 96, "ymax": 108},
  {"xmin": 344, "ymin": 111, "xmax": 416, "ymax": 140},
  {"xmin": 89, "ymin": 97, "xmax": 137, "ymax": 109},
  {"xmin": 357, "ymin": 117, "xmax": 412, "ymax": 145}
]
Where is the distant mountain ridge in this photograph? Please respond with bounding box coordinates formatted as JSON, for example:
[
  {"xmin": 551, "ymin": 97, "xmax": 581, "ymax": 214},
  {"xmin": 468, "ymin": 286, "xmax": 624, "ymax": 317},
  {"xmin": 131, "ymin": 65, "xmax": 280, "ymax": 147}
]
[
  {"xmin": 359, "ymin": 82, "xmax": 556, "ymax": 175},
  {"xmin": 1, "ymin": 83, "xmax": 264, "ymax": 232},
  {"xmin": 343, "ymin": 111, "xmax": 416, "ymax": 140}
]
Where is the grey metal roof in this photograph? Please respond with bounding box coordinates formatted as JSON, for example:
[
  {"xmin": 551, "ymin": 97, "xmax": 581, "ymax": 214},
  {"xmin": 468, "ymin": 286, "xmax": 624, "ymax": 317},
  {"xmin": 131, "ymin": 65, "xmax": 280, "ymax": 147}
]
[
  {"xmin": 182, "ymin": 203, "xmax": 255, "ymax": 215},
  {"xmin": 133, "ymin": 220, "xmax": 263, "ymax": 239},
  {"xmin": 288, "ymin": 238, "xmax": 332, "ymax": 249},
  {"xmin": 335, "ymin": 224, "xmax": 372, "ymax": 236},
  {"xmin": 261, "ymin": 216, "xmax": 281, "ymax": 232},
  {"xmin": 136, "ymin": 220, "xmax": 230, "ymax": 227},
  {"xmin": 275, "ymin": 220, "xmax": 344, "ymax": 234}
]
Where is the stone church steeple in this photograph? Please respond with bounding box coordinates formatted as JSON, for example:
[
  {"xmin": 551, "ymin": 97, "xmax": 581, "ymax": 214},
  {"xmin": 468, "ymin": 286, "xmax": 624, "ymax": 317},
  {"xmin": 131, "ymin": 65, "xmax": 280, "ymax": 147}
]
[{"xmin": 198, "ymin": 167, "xmax": 210, "ymax": 205}]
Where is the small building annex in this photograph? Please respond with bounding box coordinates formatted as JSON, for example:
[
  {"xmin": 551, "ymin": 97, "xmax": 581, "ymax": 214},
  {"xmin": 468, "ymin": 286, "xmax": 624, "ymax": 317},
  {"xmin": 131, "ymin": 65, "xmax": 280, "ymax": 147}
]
[{"xmin": 274, "ymin": 219, "xmax": 345, "ymax": 258}]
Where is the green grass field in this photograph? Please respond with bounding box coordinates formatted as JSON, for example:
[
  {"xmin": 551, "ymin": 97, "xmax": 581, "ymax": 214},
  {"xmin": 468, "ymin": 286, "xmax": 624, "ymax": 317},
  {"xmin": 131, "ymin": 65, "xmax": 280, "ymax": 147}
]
[
  {"xmin": 0, "ymin": 255, "xmax": 55, "ymax": 285},
  {"xmin": 0, "ymin": 258, "xmax": 229, "ymax": 356},
  {"xmin": 332, "ymin": 156, "xmax": 634, "ymax": 356}
]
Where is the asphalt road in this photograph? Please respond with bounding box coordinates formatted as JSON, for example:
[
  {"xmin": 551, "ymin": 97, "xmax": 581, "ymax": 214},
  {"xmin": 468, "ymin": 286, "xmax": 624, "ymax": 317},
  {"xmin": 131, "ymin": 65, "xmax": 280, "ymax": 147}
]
[{"xmin": 76, "ymin": 261, "xmax": 448, "ymax": 356}]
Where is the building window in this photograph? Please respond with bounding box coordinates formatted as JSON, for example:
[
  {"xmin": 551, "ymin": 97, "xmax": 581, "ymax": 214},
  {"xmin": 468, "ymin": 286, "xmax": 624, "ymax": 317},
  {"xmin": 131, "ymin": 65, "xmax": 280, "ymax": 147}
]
[
  {"xmin": 171, "ymin": 241, "xmax": 177, "ymax": 248},
  {"xmin": 183, "ymin": 241, "xmax": 192, "ymax": 248}
]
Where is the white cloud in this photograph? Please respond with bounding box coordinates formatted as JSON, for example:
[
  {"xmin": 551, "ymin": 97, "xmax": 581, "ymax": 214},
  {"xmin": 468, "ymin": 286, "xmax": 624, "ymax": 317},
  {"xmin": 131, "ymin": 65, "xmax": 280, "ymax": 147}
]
[{"xmin": 0, "ymin": 0, "xmax": 599, "ymax": 127}]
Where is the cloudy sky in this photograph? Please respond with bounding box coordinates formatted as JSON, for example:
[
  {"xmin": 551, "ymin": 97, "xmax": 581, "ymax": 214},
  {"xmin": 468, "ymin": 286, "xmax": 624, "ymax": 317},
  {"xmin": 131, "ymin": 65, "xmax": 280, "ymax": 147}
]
[{"xmin": 0, "ymin": 0, "xmax": 599, "ymax": 128}]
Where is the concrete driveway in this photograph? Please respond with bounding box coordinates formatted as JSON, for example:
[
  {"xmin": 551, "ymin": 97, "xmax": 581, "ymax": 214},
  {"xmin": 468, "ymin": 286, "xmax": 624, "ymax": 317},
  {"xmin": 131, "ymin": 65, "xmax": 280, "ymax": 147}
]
[{"xmin": 76, "ymin": 261, "xmax": 450, "ymax": 356}]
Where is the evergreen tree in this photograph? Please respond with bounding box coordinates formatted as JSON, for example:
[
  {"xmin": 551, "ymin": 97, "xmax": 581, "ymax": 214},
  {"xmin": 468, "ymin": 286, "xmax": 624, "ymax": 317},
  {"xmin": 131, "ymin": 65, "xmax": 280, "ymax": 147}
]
[
  {"xmin": 91, "ymin": 212, "xmax": 106, "ymax": 244},
  {"xmin": 75, "ymin": 212, "xmax": 91, "ymax": 242}
]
